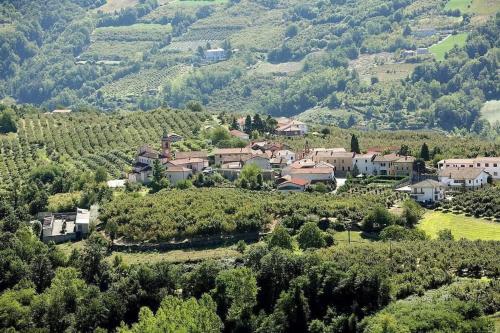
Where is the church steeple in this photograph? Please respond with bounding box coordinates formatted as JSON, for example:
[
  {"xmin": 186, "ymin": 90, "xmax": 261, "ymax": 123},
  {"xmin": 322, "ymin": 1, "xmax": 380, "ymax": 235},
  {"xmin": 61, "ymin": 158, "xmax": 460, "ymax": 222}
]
[{"xmin": 161, "ymin": 129, "xmax": 171, "ymax": 159}]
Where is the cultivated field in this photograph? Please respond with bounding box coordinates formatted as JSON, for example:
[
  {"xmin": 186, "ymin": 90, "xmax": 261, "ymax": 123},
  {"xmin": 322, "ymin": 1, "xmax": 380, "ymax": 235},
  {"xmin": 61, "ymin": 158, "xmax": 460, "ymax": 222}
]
[
  {"xmin": 429, "ymin": 33, "xmax": 468, "ymax": 61},
  {"xmin": 419, "ymin": 210, "xmax": 500, "ymax": 241}
]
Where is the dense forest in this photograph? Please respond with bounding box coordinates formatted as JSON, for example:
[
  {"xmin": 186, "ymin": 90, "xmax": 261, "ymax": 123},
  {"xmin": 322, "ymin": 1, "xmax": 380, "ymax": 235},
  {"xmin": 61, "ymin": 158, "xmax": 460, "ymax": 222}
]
[{"xmin": 0, "ymin": 0, "xmax": 498, "ymax": 134}]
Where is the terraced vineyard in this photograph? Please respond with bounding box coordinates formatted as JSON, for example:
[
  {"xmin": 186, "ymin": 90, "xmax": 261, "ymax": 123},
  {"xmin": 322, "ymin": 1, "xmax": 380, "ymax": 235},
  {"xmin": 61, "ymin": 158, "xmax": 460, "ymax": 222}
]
[
  {"xmin": 98, "ymin": 65, "xmax": 191, "ymax": 100},
  {"xmin": 0, "ymin": 110, "xmax": 209, "ymax": 191}
]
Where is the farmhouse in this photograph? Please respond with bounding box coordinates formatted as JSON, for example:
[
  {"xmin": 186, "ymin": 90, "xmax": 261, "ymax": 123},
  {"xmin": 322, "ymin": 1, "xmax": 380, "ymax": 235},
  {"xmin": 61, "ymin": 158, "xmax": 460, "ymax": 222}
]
[
  {"xmin": 213, "ymin": 147, "xmax": 252, "ymax": 165},
  {"xmin": 204, "ymin": 48, "xmax": 227, "ymax": 61},
  {"xmin": 410, "ymin": 179, "xmax": 445, "ymax": 203},
  {"xmin": 40, "ymin": 208, "xmax": 90, "ymax": 244},
  {"xmin": 438, "ymin": 157, "xmax": 500, "ymax": 179},
  {"xmin": 373, "ymin": 154, "xmax": 414, "ymax": 176},
  {"xmin": 166, "ymin": 158, "xmax": 208, "ymax": 172},
  {"xmin": 276, "ymin": 119, "xmax": 308, "ymax": 136},
  {"xmin": 438, "ymin": 168, "xmax": 490, "ymax": 190}
]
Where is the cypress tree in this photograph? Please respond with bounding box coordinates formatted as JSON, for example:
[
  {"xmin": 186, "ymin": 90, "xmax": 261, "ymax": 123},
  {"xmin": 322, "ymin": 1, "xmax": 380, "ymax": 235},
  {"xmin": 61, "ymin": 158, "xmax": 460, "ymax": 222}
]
[
  {"xmin": 420, "ymin": 143, "xmax": 430, "ymax": 161},
  {"xmin": 350, "ymin": 134, "xmax": 360, "ymax": 153}
]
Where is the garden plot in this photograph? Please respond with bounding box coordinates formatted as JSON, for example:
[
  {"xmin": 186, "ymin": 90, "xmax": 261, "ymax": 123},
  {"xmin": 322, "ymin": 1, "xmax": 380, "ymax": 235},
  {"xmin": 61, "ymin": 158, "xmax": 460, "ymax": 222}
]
[{"xmin": 349, "ymin": 52, "xmax": 416, "ymax": 83}]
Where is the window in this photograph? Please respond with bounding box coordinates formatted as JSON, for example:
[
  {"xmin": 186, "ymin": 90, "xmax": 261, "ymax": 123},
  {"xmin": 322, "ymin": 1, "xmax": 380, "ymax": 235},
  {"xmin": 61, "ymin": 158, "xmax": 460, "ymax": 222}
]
[
  {"xmin": 477, "ymin": 163, "xmax": 481, "ymax": 167},
  {"xmin": 493, "ymin": 163, "xmax": 497, "ymax": 167},
  {"xmin": 485, "ymin": 163, "xmax": 489, "ymax": 167},
  {"xmin": 494, "ymin": 172, "xmax": 498, "ymax": 176}
]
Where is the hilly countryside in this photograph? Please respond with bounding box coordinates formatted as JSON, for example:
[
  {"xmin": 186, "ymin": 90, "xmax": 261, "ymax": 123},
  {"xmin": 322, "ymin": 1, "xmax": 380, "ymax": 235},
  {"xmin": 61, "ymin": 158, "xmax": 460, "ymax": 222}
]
[{"xmin": 0, "ymin": 0, "xmax": 499, "ymax": 133}]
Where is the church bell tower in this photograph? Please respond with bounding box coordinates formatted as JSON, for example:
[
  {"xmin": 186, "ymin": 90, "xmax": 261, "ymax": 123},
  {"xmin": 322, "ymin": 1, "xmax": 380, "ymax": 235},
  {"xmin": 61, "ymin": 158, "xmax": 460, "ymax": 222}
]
[{"xmin": 161, "ymin": 129, "xmax": 171, "ymax": 160}]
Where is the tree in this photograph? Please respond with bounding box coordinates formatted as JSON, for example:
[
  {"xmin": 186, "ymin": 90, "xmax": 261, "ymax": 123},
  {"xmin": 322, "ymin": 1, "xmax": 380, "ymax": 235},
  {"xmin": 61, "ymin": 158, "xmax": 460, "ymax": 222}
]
[
  {"xmin": 209, "ymin": 126, "xmax": 231, "ymax": 145},
  {"xmin": 105, "ymin": 220, "xmax": 118, "ymax": 242},
  {"xmin": 78, "ymin": 234, "xmax": 109, "ymax": 285},
  {"xmin": 239, "ymin": 163, "xmax": 262, "ymax": 190},
  {"xmin": 268, "ymin": 225, "xmax": 293, "ymax": 250},
  {"xmin": 400, "ymin": 199, "xmax": 424, "ymax": 228},
  {"xmin": 118, "ymin": 294, "xmax": 222, "ymax": 333},
  {"xmin": 285, "ymin": 24, "xmax": 298, "ymax": 38},
  {"xmin": 253, "ymin": 114, "xmax": 264, "ymax": 132},
  {"xmin": 0, "ymin": 109, "xmax": 17, "ymax": 134},
  {"xmin": 420, "ymin": 143, "xmax": 430, "ymax": 161},
  {"xmin": 350, "ymin": 134, "xmax": 360, "ymax": 153},
  {"xmin": 399, "ymin": 144, "xmax": 410, "ymax": 156},
  {"xmin": 212, "ymin": 268, "xmax": 257, "ymax": 331},
  {"xmin": 362, "ymin": 206, "xmax": 395, "ymax": 232},
  {"xmin": 244, "ymin": 115, "xmax": 252, "ymax": 134},
  {"xmin": 95, "ymin": 167, "xmax": 108, "ymax": 183},
  {"xmin": 297, "ymin": 222, "xmax": 326, "ymax": 249},
  {"xmin": 230, "ymin": 116, "xmax": 240, "ymax": 130},
  {"xmin": 186, "ymin": 100, "xmax": 203, "ymax": 112},
  {"xmin": 150, "ymin": 160, "xmax": 168, "ymax": 193},
  {"xmin": 320, "ymin": 127, "xmax": 331, "ymax": 138},
  {"xmin": 352, "ymin": 163, "xmax": 360, "ymax": 177},
  {"xmin": 437, "ymin": 229, "xmax": 454, "ymax": 241}
]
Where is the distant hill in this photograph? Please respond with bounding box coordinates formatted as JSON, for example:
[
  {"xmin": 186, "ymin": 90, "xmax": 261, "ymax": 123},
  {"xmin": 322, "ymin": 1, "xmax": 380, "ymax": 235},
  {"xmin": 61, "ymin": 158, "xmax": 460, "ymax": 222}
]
[{"xmin": 0, "ymin": 0, "xmax": 498, "ymax": 133}]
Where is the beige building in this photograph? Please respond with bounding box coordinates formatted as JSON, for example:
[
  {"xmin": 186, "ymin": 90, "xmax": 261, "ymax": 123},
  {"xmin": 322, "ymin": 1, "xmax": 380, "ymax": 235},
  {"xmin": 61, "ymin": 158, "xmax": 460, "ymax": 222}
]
[
  {"xmin": 438, "ymin": 157, "xmax": 500, "ymax": 180},
  {"xmin": 213, "ymin": 147, "xmax": 252, "ymax": 165},
  {"xmin": 310, "ymin": 151, "xmax": 354, "ymax": 177}
]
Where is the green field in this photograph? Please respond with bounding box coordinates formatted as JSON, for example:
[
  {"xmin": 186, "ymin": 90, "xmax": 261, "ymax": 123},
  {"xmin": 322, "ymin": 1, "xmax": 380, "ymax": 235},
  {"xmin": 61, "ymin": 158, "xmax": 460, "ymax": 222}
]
[
  {"xmin": 445, "ymin": 0, "xmax": 472, "ymax": 11},
  {"xmin": 419, "ymin": 211, "xmax": 500, "ymax": 241},
  {"xmin": 429, "ymin": 33, "xmax": 468, "ymax": 61},
  {"xmin": 480, "ymin": 100, "xmax": 500, "ymax": 124},
  {"xmin": 445, "ymin": 0, "xmax": 500, "ymax": 15}
]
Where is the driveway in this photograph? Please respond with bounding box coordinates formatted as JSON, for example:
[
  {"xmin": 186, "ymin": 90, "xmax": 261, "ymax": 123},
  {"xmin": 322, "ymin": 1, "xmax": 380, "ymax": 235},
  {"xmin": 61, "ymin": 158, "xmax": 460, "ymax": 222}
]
[{"xmin": 334, "ymin": 178, "xmax": 347, "ymax": 194}]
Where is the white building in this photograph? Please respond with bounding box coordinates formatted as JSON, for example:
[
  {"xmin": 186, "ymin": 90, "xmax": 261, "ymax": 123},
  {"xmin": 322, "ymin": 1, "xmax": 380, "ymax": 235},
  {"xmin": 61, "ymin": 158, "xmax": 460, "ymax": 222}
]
[
  {"xmin": 276, "ymin": 119, "xmax": 308, "ymax": 136},
  {"xmin": 204, "ymin": 48, "xmax": 227, "ymax": 62},
  {"xmin": 438, "ymin": 157, "xmax": 499, "ymax": 180},
  {"xmin": 353, "ymin": 153, "xmax": 377, "ymax": 176},
  {"xmin": 273, "ymin": 150, "xmax": 296, "ymax": 164},
  {"xmin": 438, "ymin": 168, "xmax": 490, "ymax": 190},
  {"xmin": 410, "ymin": 179, "xmax": 445, "ymax": 203}
]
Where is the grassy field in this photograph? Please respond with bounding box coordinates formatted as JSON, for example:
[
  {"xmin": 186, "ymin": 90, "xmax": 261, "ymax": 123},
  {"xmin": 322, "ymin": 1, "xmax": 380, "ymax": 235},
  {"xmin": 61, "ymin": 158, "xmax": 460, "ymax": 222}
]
[
  {"xmin": 445, "ymin": 0, "xmax": 472, "ymax": 11},
  {"xmin": 480, "ymin": 100, "xmax": 500, "ymax": 124},
  {"xmin": 418, "ymin": 210, "xmax": 500, "ymax": 241},
  {"xmin": 57, "ymin": 240, "xmax": 240, "ymax": 264},
  {"xmin": 445, "ymin": 0, "xmax": 500, "ymax": 14},
  {"xmin": 429, "ymin": 33, "xmax": 468, "ymax": 61},
  {"xmin": 108, "ymin": 246, "xmax": 240, "ymax": 265}
]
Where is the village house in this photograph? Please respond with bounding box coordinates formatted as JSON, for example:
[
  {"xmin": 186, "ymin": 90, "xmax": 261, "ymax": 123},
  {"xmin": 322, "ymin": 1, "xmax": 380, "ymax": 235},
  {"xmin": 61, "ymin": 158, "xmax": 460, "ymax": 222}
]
[
  {"xmin": 438, "ymin": 157, "xmax": 500, "ymax": 179},
  {"xmin": 393, "ymin": 155, "xmax": 415, "ymax": 176},
  {"xmin": 277, "ymin": 178, "xmax": 310, "ymax": 192},
  {"xmin": 230, "ymin": 129, "xmax": 250, "ymax": 140},
  {"xmin": 410, "ymin": 179, "xmax": 445, "ymax": 203},
  {"xmin": 174, "ymin": 151, "xmax": 209, "ymax": 161},
  {"xmin": 310, "ymin": 151, "xmax": 353, "ymax": 177},
  {"xmin": 213, "ymin": 147, "xmax": 252, "ymax": 165},
  {"xmin": 165, "ymin": 166, "xmax": 193, "ymax": 185},
  {"xmin": 204, "ymin": 48, "xmax": 227, "ymax": 62},
  {"xmin": 166, "ymin": 158, "xmax": 208, "ymax": 172},
  {"xmin": 352, "ymin": 153, "xmax": 377, "ymax": 176},
  {"xmin": 39, "ymin": 208, "xmax": 90, "ymax": 244},
  {"xmin": 276, "ymin": 119, "xmax": 308, "ymax": 136},
  {"xmin": 373, "ymin": 154, "xmax": 414, "ymax": 176},
  {"xmin": 273, "ymin": 149, "xmax": 296, "ymax": 164},
  {"xmin": 438, "ymin": 168, "xmax": 490, "ymax": 190}
]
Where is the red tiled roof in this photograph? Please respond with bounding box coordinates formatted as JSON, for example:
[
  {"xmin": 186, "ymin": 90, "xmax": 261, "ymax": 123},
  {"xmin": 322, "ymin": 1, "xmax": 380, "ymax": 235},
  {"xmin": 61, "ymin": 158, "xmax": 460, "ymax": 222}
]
[{"xmin": 289, "ymin": 167, "xmax": 334, "ymax": 174}]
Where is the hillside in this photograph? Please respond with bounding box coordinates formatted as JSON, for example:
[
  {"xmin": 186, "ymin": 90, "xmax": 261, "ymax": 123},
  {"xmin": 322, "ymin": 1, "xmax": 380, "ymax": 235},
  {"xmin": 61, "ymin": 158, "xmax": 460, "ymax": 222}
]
[{"xmin": 0, "ymin": 0, "xmax": 498, "ymax": 133}]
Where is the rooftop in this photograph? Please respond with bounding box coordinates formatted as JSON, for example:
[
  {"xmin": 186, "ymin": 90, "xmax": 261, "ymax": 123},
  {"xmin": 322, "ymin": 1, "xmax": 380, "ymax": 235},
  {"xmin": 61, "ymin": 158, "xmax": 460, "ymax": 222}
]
[
  {"xmin": 410, "ymin": 179, "xmax": 443, "ymax": 188},
  {"xmin": 438, "ymin": 167, "xmax": 487, "ymax": 180}
]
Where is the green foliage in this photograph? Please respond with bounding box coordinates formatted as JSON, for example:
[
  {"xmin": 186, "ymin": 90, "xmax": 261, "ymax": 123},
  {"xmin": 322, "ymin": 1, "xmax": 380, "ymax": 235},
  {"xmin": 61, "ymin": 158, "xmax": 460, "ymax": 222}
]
[
  {"xmin": 362, "ymin": 206, "xmax": 396, "ymax": 232},
  {"xmin": 297, "ymin": 222, "xmax": 326, "ymax": 250},
  {"xmin": 239, "ymin": 163, "xmax": 263, "ymax": 190},
  {"xmin": 351, "ymin": 134, "xmax": 360, "ymax": 153},
  {"xmin": 400, "ymin": 199, "xmax": 424, "ymax": 228},
  {"xmin": 379, "ymin": 225, "xmax": 428, "ymax": 242},
  {"xmin": 440, "ymin": 187, "xmax": 500, "ymax": 218},
  {"xmin": 268, "ymin": 225, "xmax": 293, "ymax": 250},
  {"xmin": 0, "ymin": 109, "xmax": 17, "ymax": 134},
  {"xmin": 118, "ymin": 294, "xmax": 222, "ymax": 333},
  {"xmin": 437, "ymin": 228, "xmax": 454, "ymax": 241}
]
